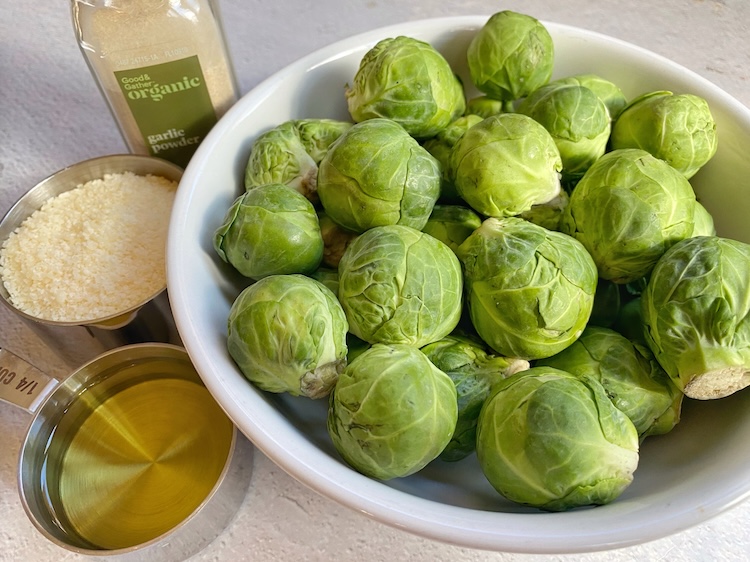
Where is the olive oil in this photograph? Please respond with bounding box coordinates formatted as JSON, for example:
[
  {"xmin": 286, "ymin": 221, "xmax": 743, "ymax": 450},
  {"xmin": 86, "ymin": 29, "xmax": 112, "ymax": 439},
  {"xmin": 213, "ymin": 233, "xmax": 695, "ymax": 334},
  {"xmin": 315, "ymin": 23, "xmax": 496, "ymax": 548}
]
[{"xmin": 40, "ymin": 374, "xmax": 234, "ymax": 550}]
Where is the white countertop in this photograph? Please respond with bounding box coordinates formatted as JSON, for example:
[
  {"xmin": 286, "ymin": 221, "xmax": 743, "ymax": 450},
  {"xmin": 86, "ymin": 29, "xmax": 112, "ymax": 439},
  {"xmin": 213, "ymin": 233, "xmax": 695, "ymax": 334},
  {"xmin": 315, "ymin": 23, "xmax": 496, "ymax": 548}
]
[{"xmin": 1, "ymin": 1, "xmax": 749, "ymax": 560}]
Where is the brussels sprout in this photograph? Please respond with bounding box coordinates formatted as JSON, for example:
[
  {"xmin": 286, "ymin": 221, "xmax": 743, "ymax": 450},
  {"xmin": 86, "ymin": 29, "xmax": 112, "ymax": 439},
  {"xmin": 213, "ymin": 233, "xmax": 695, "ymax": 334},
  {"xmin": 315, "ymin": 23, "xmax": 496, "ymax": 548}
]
[
  {"xmin": 476, "ymin": 367, "xmax": 639, "ymax": 511},
  {"xmin": 451, "ymin": 113, "xmax": 562, "ymax": 218},
  {"xmin": 317, "ymin": 118, "xmax": 441, "ymax": 233},
  {"xmin": 427, "ymin": 115, "xmax": 482, "ymax": 149},
  {"xmin": 457, "ymin": 217, "xmax": 598, "ymax": 360},
  {"xmin": 549, "ymin": 73, "xmax": 628, "ymax": 121},
  {"xmin": 295, "ymin": 119, "xmax": 353, "ymax": 162},
  {"xmin": 345, "ymin": 36, "xmax": 466, "ymax": 139},
  {"xmin": 518, "ymin": 83, "xmax": 611, "ymax": 179},
  {"xmin": 422, "ymin": 334, "xmax": 529, "ymax": 461},
  {"xmin": 213, "ymin": 183, "xmax": 323, "ymax": 280},
  {"xmin": 691, "ymin": 201, "xmax": 716, "ymax": 237},
  {"xmin": 519, "ymin": 190, "xmax": 569, "ymax": 231},
  {"xmin": 467, "ymin": 11, "xmax": 554, "ymax": 101},
  {"xmin": 421, "ymin": 205, "xmax": 482, "ymax": 253},
  {"xmin": 465, "ymin": 96, "xmax": 512, "ymax": 119},
  {"xmin": 561, "ymin": 148, "xmax": 696, "ymax": 284},
  {"xmin": 338, "ymin": 224, "xmax": 463, "ymax": 347},
  {"xmin": 611, "ymin": 91, "xmax": 718, "ymax": 178},
  {"xmin": 642, "ymin": 236, "xmax": 750, "ymax": 399},
  {"xmin": 318, "ymin": 211, "xmax": 358, "ymax": 269},
  {"xmin": 244, "ymin": 122, "xmax": 314, "ymax": 196},
  {"xmin": 537, "ymin": 327, "xmax": 682, "ymax": 437},
  {"xmin": 227, "ymin": 274, "xmax": 348, "ymax": 399},
  {"xmin": 588, "ymin": 278, "xmax": 621, "ymax": 328},
  {"xmin": 244, "ymin": 119, "xmax": 351, "ymax": 201},
  {"xmin": 308, "ymin": 266, "xmax": 340, "ymax": 295},
  {"xmin": 327, "ymin": 343, "xmax": 458, "ymax": 480},
  {"xmin": 423, "ymin": 114, "xmax": 484, "ymax": 203}
]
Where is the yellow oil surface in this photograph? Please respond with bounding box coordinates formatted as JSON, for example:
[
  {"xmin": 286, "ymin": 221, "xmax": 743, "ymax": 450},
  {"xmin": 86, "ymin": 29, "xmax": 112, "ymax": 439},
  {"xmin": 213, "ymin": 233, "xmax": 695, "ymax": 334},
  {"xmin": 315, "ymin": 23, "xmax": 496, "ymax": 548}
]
[{"xmin": 45, "ymin": 376, "xmax": 234, "ymax": 550}]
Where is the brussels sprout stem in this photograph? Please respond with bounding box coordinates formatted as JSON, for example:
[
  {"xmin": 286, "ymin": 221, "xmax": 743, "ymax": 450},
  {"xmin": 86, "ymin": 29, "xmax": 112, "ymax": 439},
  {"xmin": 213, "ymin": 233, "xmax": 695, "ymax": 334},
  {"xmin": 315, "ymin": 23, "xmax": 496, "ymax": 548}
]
[
  {"xmin": 295, "ymin": 165, "xmax": 319, "ymax": 204},
  {"xmin": 300, "ymin": 358, "xmax": 347, "ymax": 399},
  {"xmin": 683, "ymin": 365, "xmax": 750, "ymax": 400},
  {"xmin": 505, "ymin": 358, "xmax": 531, "ymax": 376}
]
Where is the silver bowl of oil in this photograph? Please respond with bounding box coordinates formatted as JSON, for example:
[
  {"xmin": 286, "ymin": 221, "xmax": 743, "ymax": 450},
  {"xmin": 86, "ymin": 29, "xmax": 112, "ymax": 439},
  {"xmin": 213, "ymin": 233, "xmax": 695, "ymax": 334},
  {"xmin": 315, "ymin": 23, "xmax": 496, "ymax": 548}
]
[{"xmin": 8, "ymin": 343, "xmax": 252, "ymax": 561}]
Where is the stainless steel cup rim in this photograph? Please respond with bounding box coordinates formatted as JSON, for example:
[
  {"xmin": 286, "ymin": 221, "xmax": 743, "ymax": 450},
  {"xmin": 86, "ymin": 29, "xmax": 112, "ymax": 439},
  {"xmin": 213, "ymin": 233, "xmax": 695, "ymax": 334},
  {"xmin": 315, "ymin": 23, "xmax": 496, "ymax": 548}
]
[
  {"xmin": 0, "ymin": 154, "xmax": 183, "ymax": 329},
  {"xmin": 11, "ymin": 343, "xmax": 253, "ymax": 561},
  {"xmin": 0, "ymin": 285, "xmax": 167, "ymax": 329}
]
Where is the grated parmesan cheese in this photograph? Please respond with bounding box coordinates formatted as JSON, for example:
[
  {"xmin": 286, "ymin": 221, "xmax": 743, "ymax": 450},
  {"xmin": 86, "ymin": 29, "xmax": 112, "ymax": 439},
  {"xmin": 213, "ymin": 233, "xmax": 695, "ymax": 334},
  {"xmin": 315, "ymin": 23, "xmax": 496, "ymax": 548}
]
[{"xmin": 0, "ymin": 171, "xmax": 177, "ymax": 322}]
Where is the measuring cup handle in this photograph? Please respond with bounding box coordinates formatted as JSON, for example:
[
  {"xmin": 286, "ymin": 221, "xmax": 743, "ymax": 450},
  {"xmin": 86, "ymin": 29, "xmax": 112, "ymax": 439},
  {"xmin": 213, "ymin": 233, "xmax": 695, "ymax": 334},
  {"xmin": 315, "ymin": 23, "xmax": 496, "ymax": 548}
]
[{"xmin": 0, "ymin": 348, "xmax": 59, "ymax": 413}]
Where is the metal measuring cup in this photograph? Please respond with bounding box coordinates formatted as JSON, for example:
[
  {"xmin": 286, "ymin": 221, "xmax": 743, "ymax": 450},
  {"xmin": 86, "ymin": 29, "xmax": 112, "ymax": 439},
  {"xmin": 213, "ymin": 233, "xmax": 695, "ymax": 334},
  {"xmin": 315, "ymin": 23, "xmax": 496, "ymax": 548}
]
[
  {"xmin": 0, "ymin": 343, "xmax": 253, "ymax": 561},
  {"xmin": 0, "ymin": 154, "xmax": 184, "ymax": 370}
]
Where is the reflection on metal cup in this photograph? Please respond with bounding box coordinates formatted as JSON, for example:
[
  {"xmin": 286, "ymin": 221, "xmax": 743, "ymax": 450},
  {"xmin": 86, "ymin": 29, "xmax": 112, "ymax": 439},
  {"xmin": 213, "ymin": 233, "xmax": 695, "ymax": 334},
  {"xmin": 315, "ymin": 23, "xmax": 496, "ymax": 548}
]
[
  {"xmin": 5, "ymin": 288, "xmax": 181, "ymax": 371},
  {"xmin": 1, "ymin": 343, "xmax": 253, "ymax": 561},
  {"xmin": 0, "ymin": 154, "xmax": 184, "ymax": 368}
]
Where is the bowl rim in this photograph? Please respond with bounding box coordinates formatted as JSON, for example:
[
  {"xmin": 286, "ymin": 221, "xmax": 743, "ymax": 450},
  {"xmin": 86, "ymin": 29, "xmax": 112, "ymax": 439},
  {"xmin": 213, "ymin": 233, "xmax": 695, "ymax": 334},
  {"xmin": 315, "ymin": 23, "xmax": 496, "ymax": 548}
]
[{"xmin": 167, "ymin": 14, "xmax": 750, "ymax": 554}]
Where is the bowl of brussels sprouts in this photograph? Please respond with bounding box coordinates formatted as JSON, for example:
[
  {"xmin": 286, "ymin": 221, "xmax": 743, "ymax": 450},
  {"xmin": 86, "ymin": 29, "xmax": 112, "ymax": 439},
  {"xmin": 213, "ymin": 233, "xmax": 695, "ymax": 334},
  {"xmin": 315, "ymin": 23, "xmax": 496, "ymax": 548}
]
[{"xmin": 167, "ymin": 12, "xmax": 750, "ymax": 553}]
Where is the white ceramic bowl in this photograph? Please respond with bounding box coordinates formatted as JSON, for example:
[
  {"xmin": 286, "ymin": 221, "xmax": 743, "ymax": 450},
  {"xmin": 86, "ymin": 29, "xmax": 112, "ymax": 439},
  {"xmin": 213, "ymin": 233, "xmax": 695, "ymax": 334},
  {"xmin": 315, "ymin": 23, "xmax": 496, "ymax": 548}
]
[{"xmin": 167, "ymin": 16, "xmax": 750, "ymax": 554}]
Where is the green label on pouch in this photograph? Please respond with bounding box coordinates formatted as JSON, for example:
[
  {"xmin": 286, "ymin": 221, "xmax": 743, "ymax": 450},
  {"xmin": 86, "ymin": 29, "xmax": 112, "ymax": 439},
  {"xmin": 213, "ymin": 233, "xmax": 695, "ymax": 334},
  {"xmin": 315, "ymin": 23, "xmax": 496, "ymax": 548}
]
[{"xmin": 116, "ymin": 56, "xmax": 217, "ymax": 168}]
